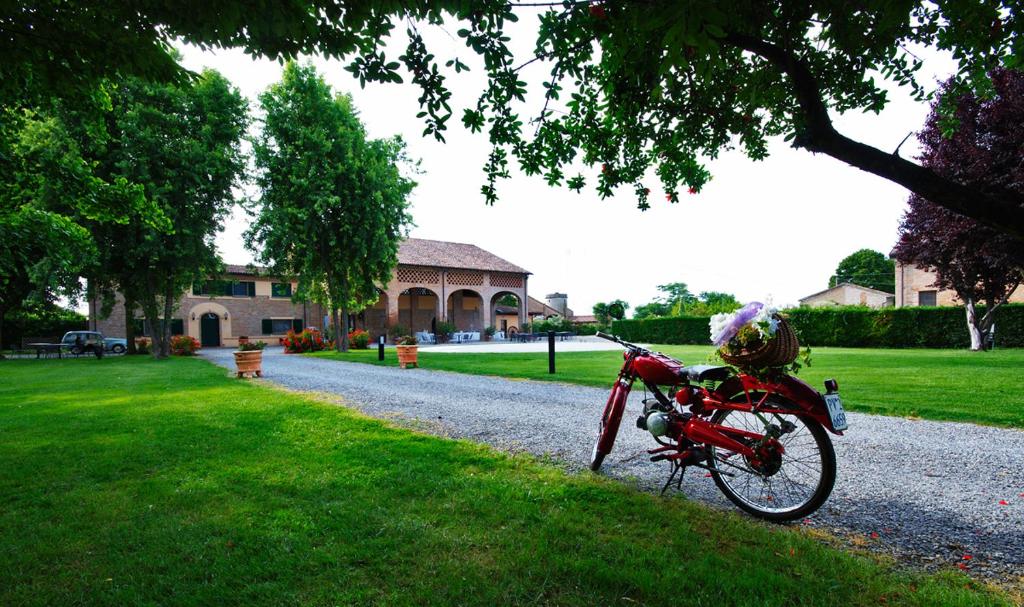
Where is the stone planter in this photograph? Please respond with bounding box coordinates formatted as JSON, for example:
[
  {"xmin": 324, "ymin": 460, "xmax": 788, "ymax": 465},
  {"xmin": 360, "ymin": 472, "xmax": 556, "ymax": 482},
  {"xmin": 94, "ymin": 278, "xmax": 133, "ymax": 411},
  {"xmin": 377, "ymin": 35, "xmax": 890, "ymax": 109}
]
[
  {"xmin": 233, "ymin": 350, "xmax": 263, "ymax": 378},
  {"xmin": 396, "ymin": 345, "xmax": 419, "ymax": 369}
]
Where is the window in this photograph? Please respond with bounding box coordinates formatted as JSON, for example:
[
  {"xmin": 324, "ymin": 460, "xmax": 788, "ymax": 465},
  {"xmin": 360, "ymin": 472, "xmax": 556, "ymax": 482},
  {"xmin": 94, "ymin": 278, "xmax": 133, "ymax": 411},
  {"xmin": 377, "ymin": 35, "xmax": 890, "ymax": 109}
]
[
  {"xmin": 193, "ymin": 280, "xmax": 255, "ymax": 297},
  {"xmin": 271, "ymin": 282, "xmax": 293, "ymax": 298},
  {"xmin": 262, "ymin": 318, "xmax": 304, "ymax": 335},
  {"xmin": 232, "ymin": 281, "xmax": 255, "ymax": 297},
  {"xmin": 132, "ymin": 318, "xmax": 184, "ymax": 336},
  {"xmin": 918, "ymin": 290, "xmax": 937, "ymax": 306}
]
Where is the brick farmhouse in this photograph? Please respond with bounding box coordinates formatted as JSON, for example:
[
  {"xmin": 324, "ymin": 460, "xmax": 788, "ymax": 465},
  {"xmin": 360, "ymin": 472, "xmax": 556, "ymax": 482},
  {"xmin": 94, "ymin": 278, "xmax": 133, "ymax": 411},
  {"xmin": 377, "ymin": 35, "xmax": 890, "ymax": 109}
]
[{"xmin": 90, "ymin": 238, "xmax": 532, "ymax": 347}]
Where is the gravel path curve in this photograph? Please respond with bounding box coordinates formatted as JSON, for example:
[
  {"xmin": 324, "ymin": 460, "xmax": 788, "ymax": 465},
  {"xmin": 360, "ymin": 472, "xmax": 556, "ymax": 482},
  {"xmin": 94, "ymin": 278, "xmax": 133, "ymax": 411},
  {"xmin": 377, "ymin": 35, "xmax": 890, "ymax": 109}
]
[{"xmin": 202, "ymin": 347, "xmax": 1023, "ymax": 579}]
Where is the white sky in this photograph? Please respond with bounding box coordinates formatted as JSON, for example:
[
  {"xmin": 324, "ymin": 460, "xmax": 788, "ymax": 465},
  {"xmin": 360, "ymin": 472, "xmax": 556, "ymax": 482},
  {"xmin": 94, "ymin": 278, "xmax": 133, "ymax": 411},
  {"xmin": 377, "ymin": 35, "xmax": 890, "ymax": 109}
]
[{"xmin": 177, "ymin": 14, "xmax": 957, "ymax": 316}]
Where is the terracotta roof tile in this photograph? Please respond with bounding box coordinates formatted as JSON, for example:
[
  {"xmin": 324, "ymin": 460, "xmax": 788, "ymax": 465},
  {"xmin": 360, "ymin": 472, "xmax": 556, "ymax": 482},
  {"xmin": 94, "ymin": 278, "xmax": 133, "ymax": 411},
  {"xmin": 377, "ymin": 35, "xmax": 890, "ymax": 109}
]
[{"xmin": 398, "ymin": 238, "xmax": 529, "ymax": 274}]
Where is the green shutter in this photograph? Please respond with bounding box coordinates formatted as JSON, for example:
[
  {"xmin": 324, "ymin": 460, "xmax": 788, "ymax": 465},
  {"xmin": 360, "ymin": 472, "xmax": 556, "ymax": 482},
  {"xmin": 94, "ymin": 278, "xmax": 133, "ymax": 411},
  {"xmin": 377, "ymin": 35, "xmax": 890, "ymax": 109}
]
[
  {"xmin": 247, "ymin": 282, "xmax": 256, "ymax": 297},
  {"xmin": 292, "ymin": 318, "xmax": 304, "ymax": 332},
  {"xmin": 262, "ymin": 319, "xmax": 273, "ymax": 335}
]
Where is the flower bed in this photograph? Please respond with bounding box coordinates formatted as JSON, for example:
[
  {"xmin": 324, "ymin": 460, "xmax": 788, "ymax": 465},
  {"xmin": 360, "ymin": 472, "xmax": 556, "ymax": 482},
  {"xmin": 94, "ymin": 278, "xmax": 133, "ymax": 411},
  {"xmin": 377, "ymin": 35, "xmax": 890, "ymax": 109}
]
[
  {"xmin": 170, "ymin": 335, "xmax": 201, "ymax": 356},
  {"xmin": 283, "ymin": 329, "xmax": 325, "ymax": 353}
]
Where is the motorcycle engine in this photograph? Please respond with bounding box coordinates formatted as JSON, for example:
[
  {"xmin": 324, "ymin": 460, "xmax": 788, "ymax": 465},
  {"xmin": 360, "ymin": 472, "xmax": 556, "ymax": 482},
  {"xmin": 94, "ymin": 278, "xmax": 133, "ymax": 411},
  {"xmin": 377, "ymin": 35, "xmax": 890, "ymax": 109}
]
[
  {"xmin": 645, "ymin": 411, "xmax": 672, "ymax": 437},
  {"xmin": 636, "ymin": 397, "xmax": 673, "ymax": 438}
]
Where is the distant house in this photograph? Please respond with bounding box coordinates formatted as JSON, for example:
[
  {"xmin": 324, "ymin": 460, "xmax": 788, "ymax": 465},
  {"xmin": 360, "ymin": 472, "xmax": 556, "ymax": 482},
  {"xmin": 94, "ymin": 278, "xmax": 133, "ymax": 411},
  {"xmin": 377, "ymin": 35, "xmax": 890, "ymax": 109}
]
[
  {"xmin": 798, "ymin": 282, "xmax": 894, "ymax": 308},
  {"xmin": 894, "ymin": 262, "xmax": 1024, "ymax": 307}
]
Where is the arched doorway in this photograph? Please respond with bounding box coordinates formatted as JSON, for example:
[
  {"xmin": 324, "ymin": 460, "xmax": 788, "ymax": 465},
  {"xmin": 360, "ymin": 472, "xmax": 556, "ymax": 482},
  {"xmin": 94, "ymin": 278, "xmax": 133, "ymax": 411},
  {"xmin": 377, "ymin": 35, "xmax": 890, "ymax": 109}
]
[
  {"xmin": 200, "ymin": 312, "xmax": 221, "ymax": 347},
  {"xmin": 398, "ymin": 288, "xmax": 439, "ymax": 333},
  {"xmin": 447, "ymin": 289, "xmax": 483, "ymax": 331},
  {"xmin": 490, "ymin": 291, "xmax": 522, "ymax": 336}
]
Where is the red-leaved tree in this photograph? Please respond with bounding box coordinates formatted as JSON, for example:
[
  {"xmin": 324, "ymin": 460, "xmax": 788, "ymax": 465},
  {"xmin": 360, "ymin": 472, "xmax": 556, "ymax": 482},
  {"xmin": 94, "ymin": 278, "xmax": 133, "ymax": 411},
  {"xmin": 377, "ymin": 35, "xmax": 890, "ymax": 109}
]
[{"xmin": 893, "ymin": 69, "xmax": 1024, "ymax": 351}]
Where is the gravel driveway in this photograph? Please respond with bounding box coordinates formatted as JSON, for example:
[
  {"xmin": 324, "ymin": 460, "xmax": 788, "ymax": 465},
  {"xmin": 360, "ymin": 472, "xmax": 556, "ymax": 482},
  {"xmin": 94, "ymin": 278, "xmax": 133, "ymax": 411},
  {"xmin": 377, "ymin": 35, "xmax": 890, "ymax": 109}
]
[{"xmin": 201, "ymin": 347, "xmax": 1023, "ymax": 579}]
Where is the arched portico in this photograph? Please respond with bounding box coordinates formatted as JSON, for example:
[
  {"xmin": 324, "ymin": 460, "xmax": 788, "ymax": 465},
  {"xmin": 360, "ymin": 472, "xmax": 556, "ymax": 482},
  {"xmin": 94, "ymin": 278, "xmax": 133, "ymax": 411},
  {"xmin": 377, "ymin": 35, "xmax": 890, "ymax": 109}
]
[
  {"xmin": 447, "ymin": 289, "xmax": 484, "ymax": 332},
  {"xmin": 187, "ymin": 301, "xmax": 232, "ymax": 347},
  {"xmin": 490, "ymin": 291, "xmax": 522, "ymax": 335},
  {"xmin": 398, "ymin": 287, "xmax": 440, "ymax": 333}
]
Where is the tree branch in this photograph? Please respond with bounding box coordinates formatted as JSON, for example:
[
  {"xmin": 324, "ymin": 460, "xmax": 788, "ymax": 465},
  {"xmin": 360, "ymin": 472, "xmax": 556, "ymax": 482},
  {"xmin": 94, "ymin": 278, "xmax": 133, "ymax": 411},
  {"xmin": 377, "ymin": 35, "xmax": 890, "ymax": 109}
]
[{"xmin": 722, "ymin": 32, "xmax": 1024, "ymax": 240}]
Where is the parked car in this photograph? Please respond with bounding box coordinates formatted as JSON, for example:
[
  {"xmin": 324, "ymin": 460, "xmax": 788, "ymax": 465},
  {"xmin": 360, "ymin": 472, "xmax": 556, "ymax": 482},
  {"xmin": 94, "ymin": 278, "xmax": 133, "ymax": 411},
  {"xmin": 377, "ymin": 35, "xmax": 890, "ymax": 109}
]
[{"xmin": 60, "ymin": 331, "xmax": 128, "ymax": 355}]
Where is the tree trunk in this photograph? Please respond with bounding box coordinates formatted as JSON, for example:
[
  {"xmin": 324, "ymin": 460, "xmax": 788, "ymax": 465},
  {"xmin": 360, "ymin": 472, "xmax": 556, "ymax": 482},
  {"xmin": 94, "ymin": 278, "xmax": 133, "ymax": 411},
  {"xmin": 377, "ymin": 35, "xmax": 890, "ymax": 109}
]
[
  {"xmin": 124, "ymin": 300, "xmax": 137, "ymax": 355},
  {"xmin": 965, "ymin": 300, "xmax": 984, "ymax": 351},
  {"xmin": 339, "ymin": 274, "xmax": 350, "ymax": 352},
  {"xmin": 332, "ymin": 307, "xmax": 341, "ymax": 352},
  {"xmin": 141, "ymin": 302, "xmax": 164, "ymax": 359},
  {"xmin": 340, "ymin": 305, "xmax": 350, "ymax": 352},
  {"xmin": 160, "ymin": 283, "xmax": 175, "ymax": 358}
]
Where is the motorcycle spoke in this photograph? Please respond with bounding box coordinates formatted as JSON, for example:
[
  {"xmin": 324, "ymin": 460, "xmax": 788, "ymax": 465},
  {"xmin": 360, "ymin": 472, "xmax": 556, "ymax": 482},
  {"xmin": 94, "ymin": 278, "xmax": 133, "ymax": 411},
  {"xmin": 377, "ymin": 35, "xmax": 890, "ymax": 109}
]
[{"xmin": 711, "ymin": 408, "xmax": 827, "ymax": 515}]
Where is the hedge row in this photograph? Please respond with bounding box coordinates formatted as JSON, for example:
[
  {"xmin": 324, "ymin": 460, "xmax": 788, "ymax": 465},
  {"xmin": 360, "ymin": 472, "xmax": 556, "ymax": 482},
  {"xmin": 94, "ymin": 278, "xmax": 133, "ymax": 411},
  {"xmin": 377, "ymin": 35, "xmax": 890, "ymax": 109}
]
[
  {"xmin": 610, "ymin": 304, "xmax": 1024, "ymax": 349},
  {"xmin": 1, "ymin": 314, "xmax": 88, "ymax": 349}
]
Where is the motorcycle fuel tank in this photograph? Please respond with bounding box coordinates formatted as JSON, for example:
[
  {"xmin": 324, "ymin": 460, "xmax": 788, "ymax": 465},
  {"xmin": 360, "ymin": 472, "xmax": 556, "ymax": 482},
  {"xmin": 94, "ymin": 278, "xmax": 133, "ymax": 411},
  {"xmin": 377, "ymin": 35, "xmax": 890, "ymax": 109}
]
[{"xmin": 632, "ymin": 352, "xmax": 685, "ymax": 385}]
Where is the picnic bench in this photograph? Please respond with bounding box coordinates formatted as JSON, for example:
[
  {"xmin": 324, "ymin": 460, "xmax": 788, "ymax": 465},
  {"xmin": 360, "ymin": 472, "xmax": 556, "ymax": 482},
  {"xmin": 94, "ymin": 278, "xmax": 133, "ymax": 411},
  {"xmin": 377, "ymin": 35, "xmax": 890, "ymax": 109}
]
[{"xmin": 23, "ymin": 337, "xmax": 66, "ymax": 359}]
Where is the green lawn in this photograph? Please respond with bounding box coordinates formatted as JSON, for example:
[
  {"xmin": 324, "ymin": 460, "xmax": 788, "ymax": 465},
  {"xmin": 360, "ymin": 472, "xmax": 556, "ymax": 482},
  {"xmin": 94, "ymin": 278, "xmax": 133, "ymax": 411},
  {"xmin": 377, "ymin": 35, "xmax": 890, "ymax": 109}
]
[
  {"xmin": 311, "ymin": 346, "xmax": 1024, "ymax": 428},
  {"xmin": 0, "ymin": 357, "xmax": 1013, "ymax": 606}
]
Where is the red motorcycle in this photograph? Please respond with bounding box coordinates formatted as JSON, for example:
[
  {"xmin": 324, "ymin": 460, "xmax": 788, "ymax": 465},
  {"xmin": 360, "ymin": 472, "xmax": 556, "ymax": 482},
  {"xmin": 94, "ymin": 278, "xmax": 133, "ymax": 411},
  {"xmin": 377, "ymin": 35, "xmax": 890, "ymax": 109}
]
[{"xmin": 592, "ymin": 332, "xmax": 848, "ymax": 522}]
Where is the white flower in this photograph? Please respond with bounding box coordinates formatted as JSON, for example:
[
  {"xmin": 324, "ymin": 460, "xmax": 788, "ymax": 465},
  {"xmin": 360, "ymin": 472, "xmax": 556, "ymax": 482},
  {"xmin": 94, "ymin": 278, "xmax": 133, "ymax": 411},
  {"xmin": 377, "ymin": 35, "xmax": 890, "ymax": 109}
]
[{"xmin": 708, "ymin": 311, "xmax": 733, "ymax": 345}]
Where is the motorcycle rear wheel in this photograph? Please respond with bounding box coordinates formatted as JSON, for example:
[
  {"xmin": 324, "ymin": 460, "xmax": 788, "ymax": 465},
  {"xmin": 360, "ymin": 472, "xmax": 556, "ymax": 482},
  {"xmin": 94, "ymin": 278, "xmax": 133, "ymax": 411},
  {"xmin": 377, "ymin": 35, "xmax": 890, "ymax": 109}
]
[{"xmin": 707, "ymin": 406, "xmax": 836, "ymax": 522}]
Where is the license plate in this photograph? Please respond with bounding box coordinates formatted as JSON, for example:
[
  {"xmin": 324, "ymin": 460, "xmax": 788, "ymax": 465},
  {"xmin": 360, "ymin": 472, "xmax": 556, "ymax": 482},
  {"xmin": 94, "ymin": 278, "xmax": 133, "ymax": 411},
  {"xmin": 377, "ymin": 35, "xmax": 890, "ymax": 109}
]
[{"xmin": 824, "ymin": 393, "xmax": 849, "ymax": 431}]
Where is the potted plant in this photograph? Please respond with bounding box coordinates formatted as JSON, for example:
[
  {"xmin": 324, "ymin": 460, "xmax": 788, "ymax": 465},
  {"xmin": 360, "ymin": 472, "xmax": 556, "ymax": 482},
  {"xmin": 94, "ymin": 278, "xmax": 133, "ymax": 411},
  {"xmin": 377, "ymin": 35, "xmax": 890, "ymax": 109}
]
[
  {"xmin": 434, "ymin": 321, "xmax": 456, "ymax": 344},
  {"xmin": 234, "ymin": 340, "xmax": 267, "ymax": 378},
  {"xmin": 395, "ymin": 335, "xmax": 418, "ymax": 369},
  {"xmin": 484, "ymin": 325, "xmax": 496, "ymax": 341},
  {"xmin": 238, "ymin": 335, "xmax": 250, "ymax": 346}
]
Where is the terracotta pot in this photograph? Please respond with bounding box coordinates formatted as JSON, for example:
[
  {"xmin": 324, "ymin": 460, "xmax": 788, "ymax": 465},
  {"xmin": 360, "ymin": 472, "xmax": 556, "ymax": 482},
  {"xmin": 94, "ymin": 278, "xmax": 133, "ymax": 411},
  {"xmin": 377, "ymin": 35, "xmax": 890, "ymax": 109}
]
[
  {"xmin": 396, "ymin": 344, "xmax": 419, "ymax": 369},
  {"xmin": 238, "ymin": 336, "xmax": 249, "ymax": 346},
  {"xmin": 233, "ymin": 350, "xmax": 263, "ymax": 378}
]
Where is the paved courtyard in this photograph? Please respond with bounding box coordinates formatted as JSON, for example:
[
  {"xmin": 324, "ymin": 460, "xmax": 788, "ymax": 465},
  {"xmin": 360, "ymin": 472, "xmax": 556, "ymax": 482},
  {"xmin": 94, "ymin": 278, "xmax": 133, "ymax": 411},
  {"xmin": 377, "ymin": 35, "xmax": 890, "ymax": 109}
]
[{"xmin": 201, "ymin": 347, "xmax": 1024, "ymax": 579}]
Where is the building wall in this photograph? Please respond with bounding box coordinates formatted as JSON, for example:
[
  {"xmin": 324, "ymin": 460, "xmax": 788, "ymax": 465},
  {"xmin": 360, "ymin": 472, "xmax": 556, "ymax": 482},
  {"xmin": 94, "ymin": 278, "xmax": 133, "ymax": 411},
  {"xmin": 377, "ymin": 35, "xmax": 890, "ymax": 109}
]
[
  {"xmin": 801, "ymin": 286, "xmax": 891, "ymax": 308},
  {"xmin": 895, "ymin": 263, "xmax": 1024, "ymax": 307},
  {"xmin": 93, "ymin": 264, "xmax": 531, "ymax": 343},
  {"xmin": 90, "ymin": 275, "xmax": 319, "ymax": 347},
  {"xmin": 382, "ymin": 265, "xmax": 528, "ymax": 334}
]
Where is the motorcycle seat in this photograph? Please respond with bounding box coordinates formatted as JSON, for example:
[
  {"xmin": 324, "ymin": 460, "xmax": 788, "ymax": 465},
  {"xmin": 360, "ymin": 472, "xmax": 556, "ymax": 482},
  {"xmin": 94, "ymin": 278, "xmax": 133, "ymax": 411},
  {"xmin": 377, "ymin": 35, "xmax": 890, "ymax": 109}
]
[{"xmin": 680, "ymin": 364, "xmax": 732, "ymax": 383}]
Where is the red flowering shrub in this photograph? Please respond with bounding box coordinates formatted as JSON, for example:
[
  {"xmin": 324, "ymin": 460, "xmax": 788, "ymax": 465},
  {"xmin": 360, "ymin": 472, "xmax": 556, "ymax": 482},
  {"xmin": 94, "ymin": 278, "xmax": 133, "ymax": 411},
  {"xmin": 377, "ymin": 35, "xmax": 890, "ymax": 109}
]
[
  {"xmin": 283, "ymin": 328, "xmax": 325, "ymax": 353},
  {"xmin": 170, "ymin": 335, "xmax": 201, "ymax": 356},
  {"xmin": 348, "ymin": 329, "xmax": 370, "ymax": 349}
]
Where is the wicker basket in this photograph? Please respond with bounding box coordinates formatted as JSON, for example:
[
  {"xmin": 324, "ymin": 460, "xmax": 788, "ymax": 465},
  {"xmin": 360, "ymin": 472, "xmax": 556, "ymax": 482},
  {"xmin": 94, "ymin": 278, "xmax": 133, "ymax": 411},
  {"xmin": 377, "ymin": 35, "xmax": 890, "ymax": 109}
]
[{"xmin": 718, "ymin": 314, "xmax": 799, "ymax": 368}]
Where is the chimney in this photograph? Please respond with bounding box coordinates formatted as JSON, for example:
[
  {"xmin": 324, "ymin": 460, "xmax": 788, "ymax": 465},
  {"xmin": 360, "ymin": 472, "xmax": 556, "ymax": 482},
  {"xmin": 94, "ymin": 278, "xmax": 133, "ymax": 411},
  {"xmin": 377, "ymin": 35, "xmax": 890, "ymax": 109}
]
[{"xmin": 545, "ymin": 292, "xmax": 568, "ymax": 316}]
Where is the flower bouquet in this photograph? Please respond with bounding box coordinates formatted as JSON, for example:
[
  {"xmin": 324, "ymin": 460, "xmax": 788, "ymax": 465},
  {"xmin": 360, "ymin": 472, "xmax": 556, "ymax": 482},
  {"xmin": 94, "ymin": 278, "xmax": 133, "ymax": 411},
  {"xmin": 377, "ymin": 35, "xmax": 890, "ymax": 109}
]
[{"xmin": 709, "ymin": 301, "xmax": 799, "ymax": 368}]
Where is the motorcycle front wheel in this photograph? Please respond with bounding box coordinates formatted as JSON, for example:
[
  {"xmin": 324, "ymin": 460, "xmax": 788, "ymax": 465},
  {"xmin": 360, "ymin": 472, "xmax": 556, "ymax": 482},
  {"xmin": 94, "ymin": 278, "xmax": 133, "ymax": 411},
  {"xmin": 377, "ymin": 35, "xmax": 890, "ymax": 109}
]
[
  {"xmin": 707, "ymin": 406, "xmax": 836, "ymax": 522},
  {"xmin": 589, "ymin": 388, "xmax": 628, "ymax": 471}
]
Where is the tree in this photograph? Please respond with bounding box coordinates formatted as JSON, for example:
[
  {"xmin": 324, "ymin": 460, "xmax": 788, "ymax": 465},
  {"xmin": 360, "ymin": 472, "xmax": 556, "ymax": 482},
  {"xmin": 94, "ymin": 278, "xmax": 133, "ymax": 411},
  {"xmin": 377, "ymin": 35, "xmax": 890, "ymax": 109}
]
[
  {"xmin": 247, "ymin": 63, "xmax": 414, "ymax": 352},
  {"xmin": 88, "ymin": 70, "xmax": 247, "ymax": 358},
  {"xmin": 657, "ymin": 283, "xmax": 697, "ymax": 312},
  {"xmin": 4, "ymin": 2, "xmax": 1024, "ymax": 238},
  {"xmin": 829, "ymin": 249, "xmax": 896, "ymax": 294},
  {"xmin": 0, "ymin": 104, "xmax": 150, "ymax": 354},
  {"xmin": 593, "ymin": 299, "xmax": 629, "ymax": 327},
  {"xmin": 633, "ymin": 282, "xmax": 695, "ymax": 319},
  {"xmin": 633, "ymin": 301, "xmax": 671, "ymax": 320},
  {"xmin": 893, "ymin": 69, "xmax": 1024, "ymax": 351},
  {"xmin": 684, "ymin": 292, "xmax": 742, "ymax": 316}
]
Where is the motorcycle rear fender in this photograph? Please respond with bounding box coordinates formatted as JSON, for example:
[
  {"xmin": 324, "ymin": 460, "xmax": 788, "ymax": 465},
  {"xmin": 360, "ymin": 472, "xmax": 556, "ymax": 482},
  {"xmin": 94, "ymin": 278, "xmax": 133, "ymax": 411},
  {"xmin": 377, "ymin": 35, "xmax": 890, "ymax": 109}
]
[{"xmin": 713, "ymin": 375, "xmax": 845, "ymax": 435}]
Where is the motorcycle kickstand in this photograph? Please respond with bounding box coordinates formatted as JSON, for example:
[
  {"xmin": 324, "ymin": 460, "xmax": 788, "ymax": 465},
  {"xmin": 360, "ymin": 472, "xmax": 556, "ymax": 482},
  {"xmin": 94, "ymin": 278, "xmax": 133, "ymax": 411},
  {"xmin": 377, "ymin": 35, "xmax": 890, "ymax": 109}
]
[{"xmin": 661, "ymin": 461, "xmax": 687, "ymax": 496}]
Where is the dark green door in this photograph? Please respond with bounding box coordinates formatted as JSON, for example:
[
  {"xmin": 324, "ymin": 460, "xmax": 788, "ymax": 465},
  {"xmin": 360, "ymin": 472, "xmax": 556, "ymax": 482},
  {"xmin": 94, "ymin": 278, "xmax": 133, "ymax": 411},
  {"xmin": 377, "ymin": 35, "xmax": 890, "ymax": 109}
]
[{"xmin": 200, "ymin": 313, "xmax": 220, "ymax": 347}]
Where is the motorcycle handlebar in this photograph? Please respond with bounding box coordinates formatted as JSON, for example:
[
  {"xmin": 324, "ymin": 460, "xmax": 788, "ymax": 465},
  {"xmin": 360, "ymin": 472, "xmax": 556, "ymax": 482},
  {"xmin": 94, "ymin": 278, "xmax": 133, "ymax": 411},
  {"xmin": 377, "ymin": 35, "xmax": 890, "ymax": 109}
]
[{"xmin": 596, "ymin": 331, "xmax": 643, "ymax": 351}]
